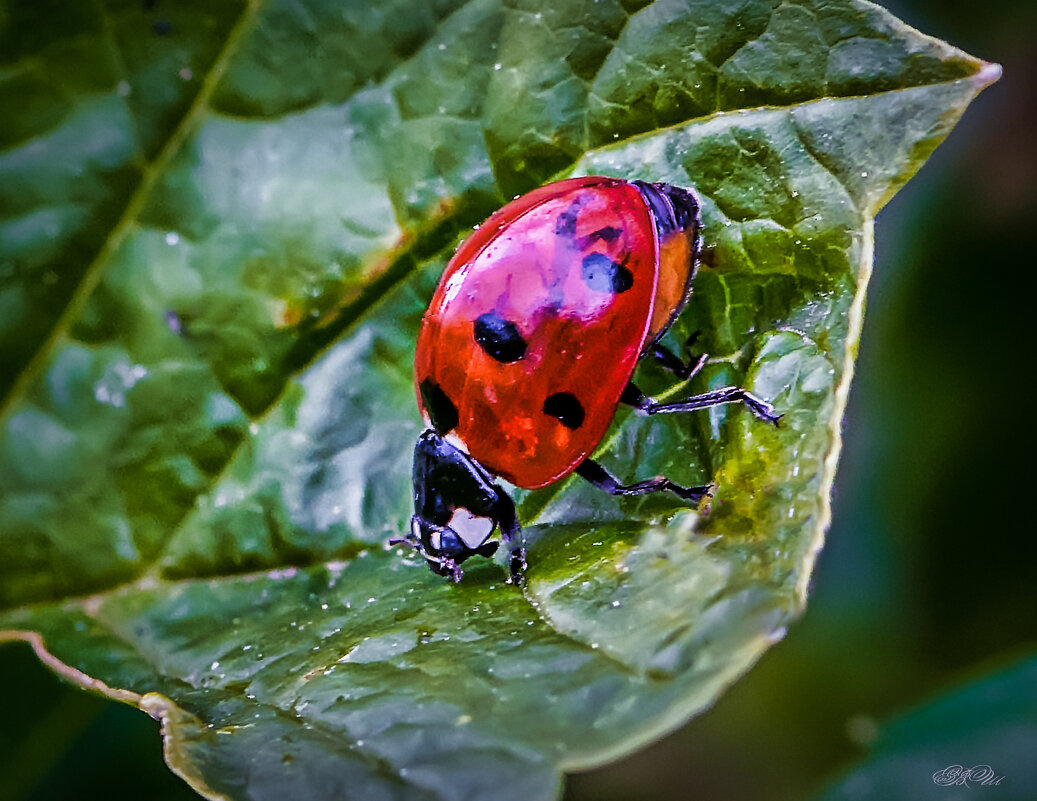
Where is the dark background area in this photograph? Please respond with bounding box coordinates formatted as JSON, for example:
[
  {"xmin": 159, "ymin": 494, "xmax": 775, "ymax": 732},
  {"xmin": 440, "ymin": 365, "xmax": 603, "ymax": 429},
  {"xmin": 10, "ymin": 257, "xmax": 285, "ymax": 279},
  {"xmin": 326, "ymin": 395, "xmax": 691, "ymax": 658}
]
[{"xmin": 1, "ymin": 1, "xmax": 1034, "ymax": 799}]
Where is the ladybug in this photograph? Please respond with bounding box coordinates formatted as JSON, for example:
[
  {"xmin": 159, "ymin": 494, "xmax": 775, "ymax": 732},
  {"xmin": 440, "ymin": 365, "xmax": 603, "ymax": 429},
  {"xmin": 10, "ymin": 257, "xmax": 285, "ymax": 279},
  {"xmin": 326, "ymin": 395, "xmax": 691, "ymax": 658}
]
[{"xmin": 390, "ymin": 176, "xmax": 779, "ymax": 582}]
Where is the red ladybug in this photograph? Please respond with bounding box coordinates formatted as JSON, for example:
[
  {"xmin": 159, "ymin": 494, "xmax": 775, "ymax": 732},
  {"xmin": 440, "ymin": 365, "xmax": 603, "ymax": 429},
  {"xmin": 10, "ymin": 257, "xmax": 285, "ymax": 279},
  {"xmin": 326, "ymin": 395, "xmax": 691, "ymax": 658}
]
[{"xmin": 391, "ymin": 176, "xmax": 779, "ymax": 582}]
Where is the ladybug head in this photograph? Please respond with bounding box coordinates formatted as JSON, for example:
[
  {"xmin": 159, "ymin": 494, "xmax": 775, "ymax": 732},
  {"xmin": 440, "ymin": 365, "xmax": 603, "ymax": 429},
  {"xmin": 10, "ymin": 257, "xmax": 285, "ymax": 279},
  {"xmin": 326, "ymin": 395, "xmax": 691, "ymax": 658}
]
[
  {"xmin": 399, "ymin": 430, "xmax": 519, "ymax": 581},
  {"xmin": 407, "ymin": 515, "xmax": 500, "ymax": 579}
]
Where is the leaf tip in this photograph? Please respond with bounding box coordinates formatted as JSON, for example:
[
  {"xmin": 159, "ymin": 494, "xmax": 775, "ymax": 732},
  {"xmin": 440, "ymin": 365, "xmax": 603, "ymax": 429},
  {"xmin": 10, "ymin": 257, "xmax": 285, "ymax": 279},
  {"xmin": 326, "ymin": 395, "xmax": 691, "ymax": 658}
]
[{"xmin": 974, "ymin": 61, "xmax": 1003, "ymax": 91}]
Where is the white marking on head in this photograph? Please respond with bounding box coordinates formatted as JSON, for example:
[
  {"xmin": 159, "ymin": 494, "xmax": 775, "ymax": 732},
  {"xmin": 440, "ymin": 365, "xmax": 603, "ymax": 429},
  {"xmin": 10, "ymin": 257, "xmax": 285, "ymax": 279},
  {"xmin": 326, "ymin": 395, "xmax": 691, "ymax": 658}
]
[
  {"xmin": 414, "ymin": 517, "xmax": 442, "ymax": 551},
  {"xmin": 448, "ymin": 508, "xmax": 494, "ymax": 549}
]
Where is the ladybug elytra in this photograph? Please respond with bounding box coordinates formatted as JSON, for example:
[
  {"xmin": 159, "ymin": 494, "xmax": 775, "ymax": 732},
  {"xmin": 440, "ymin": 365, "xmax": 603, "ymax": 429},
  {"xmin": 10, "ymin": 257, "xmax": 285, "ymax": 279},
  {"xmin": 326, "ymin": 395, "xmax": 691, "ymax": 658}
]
[{"xmin": 391, "ymin": 176, "xmax": 779, "ymax": 582}]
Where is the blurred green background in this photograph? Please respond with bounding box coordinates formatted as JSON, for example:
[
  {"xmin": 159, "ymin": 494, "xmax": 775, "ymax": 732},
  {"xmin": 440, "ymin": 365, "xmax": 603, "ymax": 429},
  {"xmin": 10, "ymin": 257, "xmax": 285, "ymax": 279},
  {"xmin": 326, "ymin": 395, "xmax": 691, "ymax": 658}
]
[{"xmin": 1, "ymin": 0, "xmax": 1033, "ymax": 799}]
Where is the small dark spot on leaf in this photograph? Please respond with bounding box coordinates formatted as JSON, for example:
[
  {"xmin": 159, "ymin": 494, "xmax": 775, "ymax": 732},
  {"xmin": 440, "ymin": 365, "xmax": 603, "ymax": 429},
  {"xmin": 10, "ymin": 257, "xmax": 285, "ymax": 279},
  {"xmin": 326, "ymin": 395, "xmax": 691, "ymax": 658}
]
[{"xmin": 165, "ymin": 309, "xmax": 183, "ymax": 334}]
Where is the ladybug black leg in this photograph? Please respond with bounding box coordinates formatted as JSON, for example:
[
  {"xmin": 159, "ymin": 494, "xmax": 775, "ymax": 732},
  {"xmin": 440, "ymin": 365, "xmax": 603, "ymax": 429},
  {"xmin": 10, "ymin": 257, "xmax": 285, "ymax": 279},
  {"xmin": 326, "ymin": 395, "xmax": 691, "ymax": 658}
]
[
  {"xmin": 508, "ymin": 546, "xmax": 528, "ymax": 585},
  {"xmin": 575, "ymin": 458, "xmax": 712, "ymax": 504},
  {"xmin": 427, "ymin": 551, "xmax": 463, "ymax": 583},
  {"xmin": 649, "ymin": 332, "xmax": 708, "ymax": 381},
  {"xmin": 621, "ymin": 381, "xmax": 781, "ymax": 425},
  {"xmin": 490, "ymin": 490, "xmax": 527, "ymax": 585}
]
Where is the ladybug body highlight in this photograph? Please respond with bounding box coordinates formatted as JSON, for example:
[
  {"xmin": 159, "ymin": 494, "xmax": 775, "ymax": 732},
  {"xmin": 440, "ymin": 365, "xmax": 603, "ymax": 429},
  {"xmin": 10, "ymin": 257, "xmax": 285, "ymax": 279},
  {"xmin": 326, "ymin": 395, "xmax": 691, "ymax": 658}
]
[{"xmin": 393, "ymin": 177, "xmax": 779, "ymax": 582}]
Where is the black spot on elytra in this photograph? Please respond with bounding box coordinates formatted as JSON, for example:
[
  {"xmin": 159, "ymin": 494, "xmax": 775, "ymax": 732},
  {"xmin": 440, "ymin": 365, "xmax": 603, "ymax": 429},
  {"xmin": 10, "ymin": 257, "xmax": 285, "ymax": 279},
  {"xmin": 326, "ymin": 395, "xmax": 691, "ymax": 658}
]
[
  {"xmin": 588, "ymin": 226, "xmax": 622, "ymax": 243},
  {"xmin": 555, "ymin": 202, "xmax": 581, "ymax": 237},
  {"xmin": 420, "ymin": 378, "xmax": 458, "ymax": 434},
  {"xmin": 474, "ymin": 312, "xmax": 527, "ymax": 363},
  {"xmin": 543, "ymin": 392, "xmax": 585, "ymax": 430},
  {"xmin": 582, "ymin": 253, "xmax": 633, "ymax": 294},
  {"xmin": 555, "ymin": 203, "xmax": 622, "ymax": 246}
]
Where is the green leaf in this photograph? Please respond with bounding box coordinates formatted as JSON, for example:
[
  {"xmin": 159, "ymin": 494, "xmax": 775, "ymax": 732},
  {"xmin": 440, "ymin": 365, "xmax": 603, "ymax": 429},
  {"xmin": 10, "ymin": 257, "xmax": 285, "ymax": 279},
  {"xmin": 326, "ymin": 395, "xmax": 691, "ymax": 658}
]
[
  {"xmin": 0, "ymin": 0, "xmax": 996, "ymax": 798},
  {"xmin": 813, "ymin": 655, "xmax": 1037, "ymax": 801}
]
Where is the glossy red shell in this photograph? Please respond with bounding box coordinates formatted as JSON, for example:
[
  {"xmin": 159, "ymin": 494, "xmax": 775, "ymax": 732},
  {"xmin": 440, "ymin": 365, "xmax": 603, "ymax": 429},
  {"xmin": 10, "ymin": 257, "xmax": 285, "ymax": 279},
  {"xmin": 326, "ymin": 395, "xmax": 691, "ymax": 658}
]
[{"xmin": 415, "ymin": 177, "xmax": 681, "ymax": 489}]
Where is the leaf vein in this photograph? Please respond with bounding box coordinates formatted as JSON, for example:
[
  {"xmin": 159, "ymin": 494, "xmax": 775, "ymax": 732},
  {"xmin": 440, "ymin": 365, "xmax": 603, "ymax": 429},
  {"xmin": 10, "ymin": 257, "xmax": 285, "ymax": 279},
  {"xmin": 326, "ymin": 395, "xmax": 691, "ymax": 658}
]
[{"xmin": 0, "ymin": 0, "xmax": 265, "ymax": 420}]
